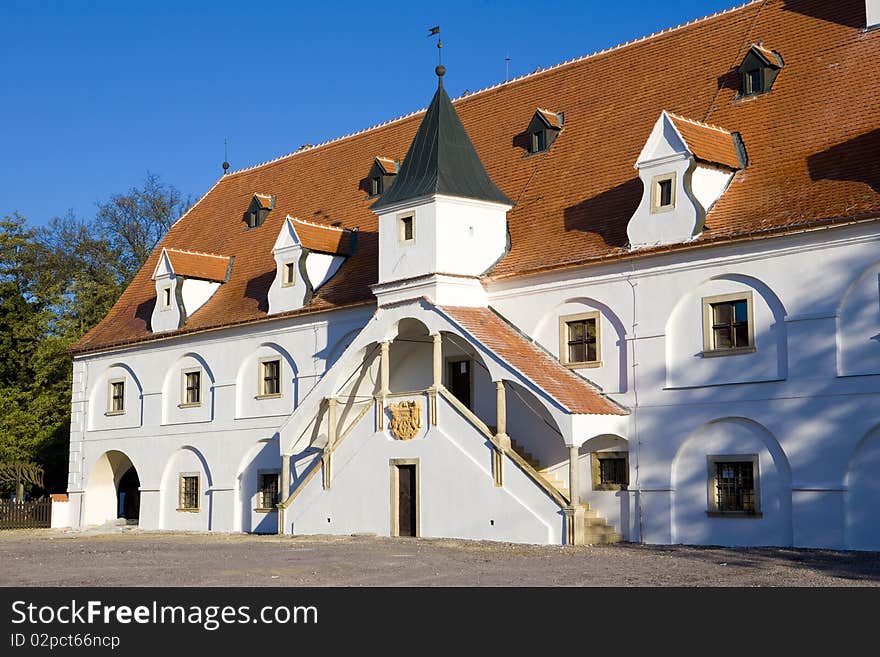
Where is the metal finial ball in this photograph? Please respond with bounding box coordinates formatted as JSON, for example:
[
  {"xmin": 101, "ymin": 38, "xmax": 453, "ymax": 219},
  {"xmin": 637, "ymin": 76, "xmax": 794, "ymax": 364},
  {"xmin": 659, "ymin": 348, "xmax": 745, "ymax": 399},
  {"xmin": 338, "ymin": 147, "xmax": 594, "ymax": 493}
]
[
  {"xmin": 222, "ymin": 161, "xmax": 230, "ymax": 172},
  {"xmin": 435, "ymin": 64, "xmax": 446, "ymax": 78}
]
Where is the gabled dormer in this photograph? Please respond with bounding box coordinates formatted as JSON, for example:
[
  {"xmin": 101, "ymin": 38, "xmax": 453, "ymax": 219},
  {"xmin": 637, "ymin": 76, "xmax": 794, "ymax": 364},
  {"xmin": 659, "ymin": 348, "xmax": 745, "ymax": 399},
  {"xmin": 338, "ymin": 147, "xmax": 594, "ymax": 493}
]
[
  {"xmin": 267, "ymin": 217, "xmax": 354, "ymax": 315},
  {"xmin": 150, "ymin": 248, "xmax": 232, "ymax": 332},
  {"xmin": 526, "ymin": 108, "xmax": 564, "ymax": 154},
  {"xmin": 627, "ymin": 111, "xmax": 746, "ymax": 250},
  {"xmin": 369, "ymin": 66, "xmax": 512, "ymax": 307},
  {"xmin": 246, "ymin": 193, "xmax": 275, "ymax": 229},
  {"xmin": 738, "ymin": 43, "xmax": 783, "ymax": 97},
  {"xmin": 368, "ymin": 157, "xmax": 399, "ymax": 197}
]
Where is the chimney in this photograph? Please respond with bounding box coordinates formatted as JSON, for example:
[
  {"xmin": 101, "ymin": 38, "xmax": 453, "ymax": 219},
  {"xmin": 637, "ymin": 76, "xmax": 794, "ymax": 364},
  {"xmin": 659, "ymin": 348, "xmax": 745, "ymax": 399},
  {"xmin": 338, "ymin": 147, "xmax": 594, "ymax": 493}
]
[{"xmin": 868, "ymin": 0, "xmax": 880, "ymax": 30}]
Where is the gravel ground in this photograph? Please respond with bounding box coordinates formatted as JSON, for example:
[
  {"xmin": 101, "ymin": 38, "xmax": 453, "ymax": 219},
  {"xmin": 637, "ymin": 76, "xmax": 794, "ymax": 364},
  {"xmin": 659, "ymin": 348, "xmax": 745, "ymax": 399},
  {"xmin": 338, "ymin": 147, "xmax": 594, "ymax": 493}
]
[{"xmin": 1, "ymin": 529, "xmax": 878, "ymax": 587}]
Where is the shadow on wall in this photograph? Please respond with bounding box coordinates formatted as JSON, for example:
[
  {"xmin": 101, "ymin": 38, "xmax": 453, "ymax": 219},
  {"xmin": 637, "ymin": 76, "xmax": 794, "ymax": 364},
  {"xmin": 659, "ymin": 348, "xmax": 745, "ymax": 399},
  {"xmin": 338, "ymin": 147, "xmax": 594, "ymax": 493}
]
[
  {"xmin": 562, "ymin": 178, "xmax": 640, "ymax": 247},
  {"xmin": 808, "ymin": 129, "xmax": 880, "ymax": 195},
  {"xmin": 781, "ymin": 0, "xmax": 867, "ymax": 30}
]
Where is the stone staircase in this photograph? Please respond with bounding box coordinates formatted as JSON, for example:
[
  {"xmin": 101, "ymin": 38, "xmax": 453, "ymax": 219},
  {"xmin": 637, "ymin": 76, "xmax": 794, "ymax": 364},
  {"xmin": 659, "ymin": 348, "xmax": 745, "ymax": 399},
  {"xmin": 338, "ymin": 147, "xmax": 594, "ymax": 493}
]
[{"xmin": 509, "ymin": 438, "xmax": 622, "ymax": 545}]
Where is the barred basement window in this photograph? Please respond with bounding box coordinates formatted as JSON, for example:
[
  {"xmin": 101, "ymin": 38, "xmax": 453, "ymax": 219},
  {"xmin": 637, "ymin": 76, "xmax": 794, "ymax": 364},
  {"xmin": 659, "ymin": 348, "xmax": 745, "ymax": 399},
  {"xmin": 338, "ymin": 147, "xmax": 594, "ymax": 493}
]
[
  {"xmin": 707, "ymin": 454, "xmax": 760, "ymax": 516},
  {"xmin": 257, "ymin": 471, "xmax": 281, "ymax": 510},
  {"xmin": 178, "ymin": 474, "xmax": 200, "ymax": 511},
  {"xmin": 591, "ymin": 452, "xmax": 629, "ymax": 491},
  {"xmin": 108, "ymin": 379, "xmax": 125, "ymax": 414},
  {"xmin": 559, "ymin": 311, "xmax": 601, "ymax": 367},
  {"xmin": 259, "ymin": 359, "xmax": 281, "ymax": 397},
  {"xmin": 182, "ymin": 370, "xmax": 201, "ymax": 406},
  {"xmin": 702, "ymin": 292, "xmax": 755, "ymax": 355}
]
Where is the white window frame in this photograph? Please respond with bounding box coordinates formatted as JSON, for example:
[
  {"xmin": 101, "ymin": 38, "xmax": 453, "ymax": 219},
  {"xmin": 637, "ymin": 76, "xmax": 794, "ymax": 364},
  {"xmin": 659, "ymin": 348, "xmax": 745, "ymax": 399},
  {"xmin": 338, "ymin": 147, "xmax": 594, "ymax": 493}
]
[
  {"xmin": 559, "ymin": 311, "xmax": 602, "ymax": 369},
  {"xmin": 701, "ymin": 291, "xmax": 756, "ymax": 357},
  {"xmin": 257, "ymin": 357, "xmax": 282, "ymax": 399},
  {"xmin": 180, "ymin": 367, "xmax": 202, "ymax": 408},
  {"xmin": 398, "ymin": 213, "xmax": 415, "ymax": 243},
  {"xmin": 282, "ymin": 261, "xmax": 296, "ymax": 287},
  {"xmin": 706, "ymin": 454, "xmax": 761, "ymax": 517},
  {"xmin": 650, "ymin": 173, "xmax": 676, "ymax": 213},
  {"xmin": 161, "ymin": 285, "xmax": 173, "ymax": 311},
  {"xmin": 106, "ymin": 378, "xmax": 126, "ymax": 415}
]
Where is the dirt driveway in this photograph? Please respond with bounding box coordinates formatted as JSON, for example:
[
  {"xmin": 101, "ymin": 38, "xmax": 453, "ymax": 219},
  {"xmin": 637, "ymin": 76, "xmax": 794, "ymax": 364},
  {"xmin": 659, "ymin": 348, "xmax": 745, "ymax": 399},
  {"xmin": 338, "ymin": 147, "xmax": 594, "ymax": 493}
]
[{"xmin": 1, "ymin": 529, "xmax": 877, "ymax": 586}]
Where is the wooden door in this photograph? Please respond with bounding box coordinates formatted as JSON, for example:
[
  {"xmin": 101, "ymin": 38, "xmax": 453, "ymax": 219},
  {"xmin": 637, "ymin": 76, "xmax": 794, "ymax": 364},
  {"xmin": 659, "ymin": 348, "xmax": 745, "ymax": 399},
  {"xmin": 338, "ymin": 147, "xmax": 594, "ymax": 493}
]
[{"xmin": 397, "ymin": 465, "xmax": 417, "ymax": 537}]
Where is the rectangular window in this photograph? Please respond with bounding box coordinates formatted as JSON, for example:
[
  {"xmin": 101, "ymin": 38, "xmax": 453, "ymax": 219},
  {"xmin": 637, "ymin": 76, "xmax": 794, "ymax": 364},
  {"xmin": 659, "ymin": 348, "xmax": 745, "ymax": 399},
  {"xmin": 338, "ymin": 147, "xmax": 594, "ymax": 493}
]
[
  {"xmin": 109, "ymin": 380, "xmax": 125, "ymax": 414},
  {"xmin": 707, "ymin": 455, "xmax": 760, "ymax": 515},
  {"xmin": 559, "ymin": 311, "xmax": 601, "ymax": 367},
  {"xmin": 399, "ymin": 215, "xmax": 414, "ymax": 242},
  {"xmin": 651, "ymin": 173, "xmax": 676, "ymax": 212},
  {"xmin": 531, "ymin": 130, "xmax": 546, "ymax": 153},
  {"xmin": 591, "ymin": 452, "xmax": 629, "ymax": 491},
  {"xmin": 178, "ymin": 474, "xmax": 200, "ymax": 511},
  {"xmin": 744, "ymin": 68, "xmax": 763, "ymax": 95},
  {"xmin": 371, "ymin": 176, "xmax": 382, "ymax": 196},
  {"xmin": 257, "ymin": 471, "xmax": 280, "ymax": 510},
  {"xmin": 162, "ymin": 286, "xmax": 172, "ymax": 309},
  {"xmin": 283, "ymin": 261, "xmax": 296, "ymax": 287},
  {"xmin": 183, "ymin": 370, "xmax": 201, "ymax": 406},
  {"xmin": 702, "ymin": 292, "xmax": 754, "ymax": 355},
  {"xmin": 260, "ymin": 359, "xmax": 281, "ymax": 397}
]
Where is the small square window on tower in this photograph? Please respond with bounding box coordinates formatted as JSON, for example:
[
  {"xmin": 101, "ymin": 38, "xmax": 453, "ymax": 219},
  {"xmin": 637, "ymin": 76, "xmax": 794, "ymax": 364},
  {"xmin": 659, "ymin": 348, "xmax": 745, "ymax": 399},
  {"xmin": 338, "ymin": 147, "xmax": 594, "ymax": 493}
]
[
  {"xmin": 399, "ymin": 214, "xmax": 414, "ymax": 242},
  {"xmin": 651, "ymin": 173, "xmax": 676, "ymax": 213}
]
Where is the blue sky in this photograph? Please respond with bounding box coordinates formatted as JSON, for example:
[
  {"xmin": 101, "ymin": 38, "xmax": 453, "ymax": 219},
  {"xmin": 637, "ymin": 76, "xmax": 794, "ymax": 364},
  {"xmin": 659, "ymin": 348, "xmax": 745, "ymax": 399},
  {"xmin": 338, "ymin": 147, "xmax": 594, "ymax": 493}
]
[{"xmin": 0, "ymin": 0, "xmax": 738, "ymax": 227}]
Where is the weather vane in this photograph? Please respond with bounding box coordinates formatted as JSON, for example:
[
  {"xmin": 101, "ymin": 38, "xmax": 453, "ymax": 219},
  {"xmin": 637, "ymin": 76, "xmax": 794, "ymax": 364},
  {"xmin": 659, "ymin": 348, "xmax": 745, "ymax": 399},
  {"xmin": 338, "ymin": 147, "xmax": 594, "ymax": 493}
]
[
  {"xmin": 428, "ymin": 25, "xmax": 445, "ymax": 82},
  {"xmin": 222, "ymin": 137, "xmax": 229, "ymax": 175}
]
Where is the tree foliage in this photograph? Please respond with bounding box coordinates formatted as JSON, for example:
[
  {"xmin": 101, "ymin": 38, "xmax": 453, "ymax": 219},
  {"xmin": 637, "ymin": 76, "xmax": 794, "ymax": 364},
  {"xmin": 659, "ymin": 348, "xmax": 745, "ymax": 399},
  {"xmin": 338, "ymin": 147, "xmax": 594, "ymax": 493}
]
[{"xmin": 0, "ymin": 175, "xmax": 190, "ymax": 494}]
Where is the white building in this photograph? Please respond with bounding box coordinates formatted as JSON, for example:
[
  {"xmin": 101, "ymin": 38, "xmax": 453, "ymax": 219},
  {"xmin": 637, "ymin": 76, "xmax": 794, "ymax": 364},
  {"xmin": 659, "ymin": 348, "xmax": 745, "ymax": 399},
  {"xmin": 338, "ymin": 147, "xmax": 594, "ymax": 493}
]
[{"xmin": 65, "ymin": 0, "xmax": 880, "ymax": 549}]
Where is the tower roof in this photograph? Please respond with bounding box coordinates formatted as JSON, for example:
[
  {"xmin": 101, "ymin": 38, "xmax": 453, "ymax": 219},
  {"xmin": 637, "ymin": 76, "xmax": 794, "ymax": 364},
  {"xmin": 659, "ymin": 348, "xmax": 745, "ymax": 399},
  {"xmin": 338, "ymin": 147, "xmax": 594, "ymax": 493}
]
[{"xmin": 370, "ymin": 78, "xmax": 512, "ymax": 211}]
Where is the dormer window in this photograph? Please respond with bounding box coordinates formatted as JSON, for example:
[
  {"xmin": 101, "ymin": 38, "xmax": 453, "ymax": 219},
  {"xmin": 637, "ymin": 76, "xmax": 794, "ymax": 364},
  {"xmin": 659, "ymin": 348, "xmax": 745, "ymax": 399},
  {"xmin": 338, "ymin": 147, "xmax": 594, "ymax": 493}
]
[
  {"xmin": 282, "ymin": 261, "xmax": 296, "ymax": 287},
  {"xmin": 367, "ymin": 157, "xmax": 398, "ymax": 197},
  {"xmin": 161, "ymin": 286, "xmax": 172, "ymax": 309},
  {"xmin": 248, "ymin": 194, "xmax": 275, "ymax": 229},
  {"xmin": 526, "ymin": 108, "xmax": 563, "ymax": 154},
  {"xmin": 738, "ymin": 44, "xmax": 783, "ymax": 98},
  {"xmin": 651, "ymin": 173, "xmax": 676, "ymax": 213}
]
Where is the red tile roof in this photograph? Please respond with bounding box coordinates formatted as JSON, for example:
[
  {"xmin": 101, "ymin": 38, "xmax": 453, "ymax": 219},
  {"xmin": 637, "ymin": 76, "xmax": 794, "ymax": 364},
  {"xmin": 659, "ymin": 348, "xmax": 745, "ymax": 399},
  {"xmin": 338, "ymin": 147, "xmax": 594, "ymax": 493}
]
[
  {"xmin": 253, "ymin": 194, "xmax": 274, "ymax": 209},
  {"xmin": 163, "ymin": 249, "xmax": 231, "ymax": 282},
  {"xmin": 291, "ymin": 218, "xmax": 353, "ymax": 256},
  {"xmin": 439, "ymin": 305, "xmax": 626, "ymax": 416},
  {"xmin": 375, "ymin": 157, "xmax": 398, "ymax": 174},
  {"xmin": 667, "ymin": 112, "xmax": 742, "ymax": 169},
  {"xmin": 71, "ymin": 0, "xmax": 880, "ymax": 354}
]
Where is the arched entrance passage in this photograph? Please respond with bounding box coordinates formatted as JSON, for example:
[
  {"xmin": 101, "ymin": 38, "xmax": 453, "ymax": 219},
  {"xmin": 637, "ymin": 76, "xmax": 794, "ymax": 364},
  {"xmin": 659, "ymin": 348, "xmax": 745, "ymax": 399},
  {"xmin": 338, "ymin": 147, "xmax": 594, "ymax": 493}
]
[{"xmin": 83, "ymin": 450, "xmax": 140, "ymax": 526}]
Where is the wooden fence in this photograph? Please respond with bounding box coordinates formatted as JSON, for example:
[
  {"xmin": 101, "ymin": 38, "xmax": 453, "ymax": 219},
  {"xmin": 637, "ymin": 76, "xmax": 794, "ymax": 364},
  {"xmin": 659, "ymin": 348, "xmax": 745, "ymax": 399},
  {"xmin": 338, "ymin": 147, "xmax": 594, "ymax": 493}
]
[{"xmin": 0, "ymin": 498, "xmax": 52, "ymax": 529}]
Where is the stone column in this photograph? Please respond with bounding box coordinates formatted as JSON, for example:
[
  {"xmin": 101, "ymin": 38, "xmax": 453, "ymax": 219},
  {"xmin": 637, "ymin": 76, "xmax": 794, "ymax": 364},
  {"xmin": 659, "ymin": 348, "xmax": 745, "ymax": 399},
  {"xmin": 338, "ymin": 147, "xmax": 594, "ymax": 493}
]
[
  {"xmin": 493, "ymin": 381, "xmax": 510, "ymax": 487},
  {"xmin": 430, "ymin": 333, "xmax": 442, "ymax": 425},
  {"xmin": 323, "ymin": 398, "xmax": 338, "ymax": 489},
  {"xmin": 278, "ymin": 453, "xmax": 291, "ymax": 535},
  {"xmin": 377, "ymin": 341, "xmax": 390, "ymax": 430},
  {"xmin": 568, "ymin": 445, "xmax": 580, "ymax": 507},
  {"xmin": 564, "ymin": 444, "xmax": 585, "ymax": 545}
]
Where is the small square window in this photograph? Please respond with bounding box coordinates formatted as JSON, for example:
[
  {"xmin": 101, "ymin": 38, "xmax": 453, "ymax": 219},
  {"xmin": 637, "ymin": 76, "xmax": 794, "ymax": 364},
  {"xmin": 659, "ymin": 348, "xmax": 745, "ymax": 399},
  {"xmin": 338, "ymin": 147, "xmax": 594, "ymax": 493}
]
[
  {"xmin": 183, "ymin": 370, "xmax": 201, "ymax": 406},
  {"xmin": 702, "ymin": 292, "xmax": 754, "ymax": 355},
  {"xmin": 178, "ymin": 474, "xmax": 200, "ymax": 511},
  {"xmin": 257, "ymin": 471, "xmax": 281, "ymax": 510},
  {"xmin": 259, "ymin": 359, "xmax": 281, "ymax": 397},
  {"xmin": 707, "ymin": 455, "xmax": 760, "ymax": 515},
  {"xmin": 559, "ymin": 312, "xmax": 601, "ymax": 367},
  {"xmin": 651, "ymin": 174, "xmax": 676, "ymax": 213},
  {"xmin": 591, "ymin": 452, "xmax": 629, "ymax": 491},
  {"xmin": 282, "ymin": 261, "xmax": 296, "ymax": 287},
  {"xmin": 108, "ymin": 380, "xmax": 125, "ymax": 414},
  {"xmin": 399, "ymin": 215, "xmax": 414, "ymax": 242}
]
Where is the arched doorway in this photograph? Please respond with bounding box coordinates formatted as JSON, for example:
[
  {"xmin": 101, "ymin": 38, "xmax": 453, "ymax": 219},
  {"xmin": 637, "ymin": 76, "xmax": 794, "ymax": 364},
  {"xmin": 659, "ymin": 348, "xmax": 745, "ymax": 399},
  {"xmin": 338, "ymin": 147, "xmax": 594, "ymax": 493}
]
[
  {"xmin": 83, "ymin": 451, "xmax": 140, "ymax": 526},
  {"xmin": 117, "ymin": 466, "xmax": 140, "ymax": 521}
]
